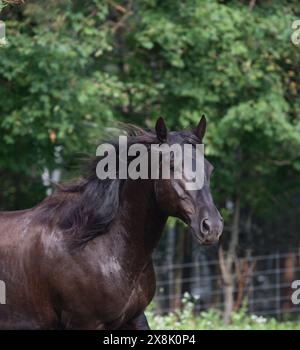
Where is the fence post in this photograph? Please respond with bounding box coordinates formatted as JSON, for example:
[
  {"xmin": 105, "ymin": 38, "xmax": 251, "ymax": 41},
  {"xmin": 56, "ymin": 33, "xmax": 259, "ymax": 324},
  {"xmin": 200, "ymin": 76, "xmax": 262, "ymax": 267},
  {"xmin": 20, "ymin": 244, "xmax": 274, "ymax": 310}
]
[{"xmin": 275, "ymin": 252, "xmax": 281, "ymax": 317}]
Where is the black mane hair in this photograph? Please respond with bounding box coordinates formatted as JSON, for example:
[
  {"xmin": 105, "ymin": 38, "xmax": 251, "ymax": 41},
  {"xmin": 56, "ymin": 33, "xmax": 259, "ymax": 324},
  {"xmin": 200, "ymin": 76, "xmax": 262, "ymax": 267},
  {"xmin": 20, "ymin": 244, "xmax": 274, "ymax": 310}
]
[
  {"xmin": 36, "ymin": 125, "xmax": 158, "ymax": 247},
  {"xmin": 36, "ymin": 124, "xmax": 201, "ymax": 247}
]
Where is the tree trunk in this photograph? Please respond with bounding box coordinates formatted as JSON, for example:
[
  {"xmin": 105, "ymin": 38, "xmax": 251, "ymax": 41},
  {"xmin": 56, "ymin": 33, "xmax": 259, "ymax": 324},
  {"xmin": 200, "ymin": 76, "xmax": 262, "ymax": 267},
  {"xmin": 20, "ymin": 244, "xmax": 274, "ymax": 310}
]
[
  {"xmin": 282, "ymin": 252, "xmax": 297, "ymax": 313},
  {"xmin": 166, "ymin": 225, "xmax": 175, "ymax": 312},
  {"xmin": 182, "ymin": 229, "xmax": 192, "ymax": 294},
  {"xmin": 173, "ymin": 224, "xmax": 185, "ymax": 310},
  {"xmin": 219, "ymin": 195, "xmax": 241, "ymax": 324},
  {"xmin": 234, "ymin": 256, "xmax": 256, "ymax": 311}
]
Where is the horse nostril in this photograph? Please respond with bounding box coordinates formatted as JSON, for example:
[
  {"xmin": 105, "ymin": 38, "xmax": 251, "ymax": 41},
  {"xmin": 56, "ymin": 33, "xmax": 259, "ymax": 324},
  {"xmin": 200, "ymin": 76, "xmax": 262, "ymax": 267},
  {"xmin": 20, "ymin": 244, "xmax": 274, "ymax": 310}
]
[{"xmin": 200, "ymin": 218, "xmax": 211, "ymax": 235}]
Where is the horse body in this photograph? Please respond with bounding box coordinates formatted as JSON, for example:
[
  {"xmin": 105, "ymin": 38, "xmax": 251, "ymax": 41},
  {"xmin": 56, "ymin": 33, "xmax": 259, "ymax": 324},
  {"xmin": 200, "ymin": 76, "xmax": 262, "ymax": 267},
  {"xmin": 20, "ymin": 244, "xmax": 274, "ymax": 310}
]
[
  {"xmin": 0, "ymin": 209, "xmax": 56, "ymax": 329},
  {"xmin": 0, "ymin": 116, "xmax": 223, "ymax": 329},
  {"xmin": 0, "ymin": 180, "xmax": 165, "ymax": 329}
]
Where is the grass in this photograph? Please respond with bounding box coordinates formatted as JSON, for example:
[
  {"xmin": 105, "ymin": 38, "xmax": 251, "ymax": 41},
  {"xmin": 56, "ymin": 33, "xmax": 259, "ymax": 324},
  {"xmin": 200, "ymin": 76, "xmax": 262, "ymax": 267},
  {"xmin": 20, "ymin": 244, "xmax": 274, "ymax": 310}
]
[{"xmin": 146, "ymin": 294, "xmax": 300, "ymax": 330}]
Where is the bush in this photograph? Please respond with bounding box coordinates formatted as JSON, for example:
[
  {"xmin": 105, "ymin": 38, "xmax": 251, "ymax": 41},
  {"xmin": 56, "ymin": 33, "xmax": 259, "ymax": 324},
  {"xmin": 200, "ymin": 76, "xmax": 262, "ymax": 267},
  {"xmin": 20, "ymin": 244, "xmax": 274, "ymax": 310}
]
[{"xmin": 146, "ymin": 294, "xmax": 300, "ymax": 330}]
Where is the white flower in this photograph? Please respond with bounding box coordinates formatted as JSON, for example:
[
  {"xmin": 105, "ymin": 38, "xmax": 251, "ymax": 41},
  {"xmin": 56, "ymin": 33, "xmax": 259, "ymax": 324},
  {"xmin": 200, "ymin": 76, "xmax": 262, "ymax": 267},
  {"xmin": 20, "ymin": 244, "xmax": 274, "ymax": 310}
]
[{"xmin": 251, "ymin": 314, "xmax": 267, "ymax": 324}]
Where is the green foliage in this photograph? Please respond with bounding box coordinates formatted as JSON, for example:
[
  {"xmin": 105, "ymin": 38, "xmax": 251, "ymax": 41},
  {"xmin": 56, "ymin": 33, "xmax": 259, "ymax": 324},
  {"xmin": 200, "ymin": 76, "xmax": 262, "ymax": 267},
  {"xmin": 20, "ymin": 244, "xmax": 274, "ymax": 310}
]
[
  {"xmin": 146, "ymin": 294, "xmax": 300, "ymax": 330},
  {"xmin": 0, "ymin": 0, "xmax": 124, "ymax": 207},
  {"xmin": 0, "ymin": 0, "xmax": 300, "ymax": 249}
]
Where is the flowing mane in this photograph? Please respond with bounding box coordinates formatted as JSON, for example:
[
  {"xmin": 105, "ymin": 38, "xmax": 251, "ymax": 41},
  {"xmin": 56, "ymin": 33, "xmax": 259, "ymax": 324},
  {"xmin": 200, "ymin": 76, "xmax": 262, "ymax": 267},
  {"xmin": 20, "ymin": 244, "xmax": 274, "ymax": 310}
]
[
  {"xmin": 35, "ymin": 125, "xmax": 159, "ymax": 247},
  {"xmin": 35, "ymin": 123, "xmax": 201, "ymax": 247}
]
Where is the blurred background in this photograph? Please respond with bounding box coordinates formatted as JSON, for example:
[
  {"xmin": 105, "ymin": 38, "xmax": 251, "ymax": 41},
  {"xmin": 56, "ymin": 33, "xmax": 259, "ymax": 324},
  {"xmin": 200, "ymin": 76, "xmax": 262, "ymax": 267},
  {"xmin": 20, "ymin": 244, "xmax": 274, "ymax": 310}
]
[{"xmin": 1, "ymin": 0, "xmax": 300, "ymax": 329}]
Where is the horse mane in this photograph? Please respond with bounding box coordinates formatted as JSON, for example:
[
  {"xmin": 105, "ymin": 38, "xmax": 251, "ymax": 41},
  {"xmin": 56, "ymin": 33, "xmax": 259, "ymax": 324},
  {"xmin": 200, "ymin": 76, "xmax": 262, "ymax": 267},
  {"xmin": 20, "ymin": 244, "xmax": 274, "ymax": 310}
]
[
  {"xmin": 35, "ymin": 125, "xmax": 159, "ymax": 248},
  {"xmin": 35, "ymin": 123, "xmax": 201, "ymax": 248}
]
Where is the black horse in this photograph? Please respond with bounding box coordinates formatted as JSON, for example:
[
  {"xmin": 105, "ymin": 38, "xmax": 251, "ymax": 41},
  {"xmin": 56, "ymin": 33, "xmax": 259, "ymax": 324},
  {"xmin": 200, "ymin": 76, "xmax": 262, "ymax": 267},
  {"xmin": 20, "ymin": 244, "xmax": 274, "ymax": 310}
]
[{"xmin": 0, "ymin": 116, "xmax": 223, "ymax": 329}]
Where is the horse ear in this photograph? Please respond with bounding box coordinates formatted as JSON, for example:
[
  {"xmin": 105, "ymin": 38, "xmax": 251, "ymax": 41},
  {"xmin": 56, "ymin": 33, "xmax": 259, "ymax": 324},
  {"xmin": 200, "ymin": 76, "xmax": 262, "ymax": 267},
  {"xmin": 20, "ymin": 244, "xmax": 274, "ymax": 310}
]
[
  {"xmin": 195, "ymin": 114, "xmax": 206, "ymax": 141},
  {"xmin": 155, "ymin": 117, "xmax": 168, "ymax": 142}
]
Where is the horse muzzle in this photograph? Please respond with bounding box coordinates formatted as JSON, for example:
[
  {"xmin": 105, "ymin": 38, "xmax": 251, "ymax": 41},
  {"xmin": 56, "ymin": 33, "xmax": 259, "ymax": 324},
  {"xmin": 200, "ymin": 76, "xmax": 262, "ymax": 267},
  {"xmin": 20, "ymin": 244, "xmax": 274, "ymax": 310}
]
[{"xmin": 190, "ymin": 216, "xmax": 223, "ymax": 245}]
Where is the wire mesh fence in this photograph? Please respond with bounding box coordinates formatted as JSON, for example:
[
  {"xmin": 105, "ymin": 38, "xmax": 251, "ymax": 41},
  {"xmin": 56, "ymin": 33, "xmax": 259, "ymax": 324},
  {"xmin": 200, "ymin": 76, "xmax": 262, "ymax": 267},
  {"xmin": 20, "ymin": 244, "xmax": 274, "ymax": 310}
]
[{"xmin": 153, "ymin": 251, "xmax": 300, "ymax": 318}]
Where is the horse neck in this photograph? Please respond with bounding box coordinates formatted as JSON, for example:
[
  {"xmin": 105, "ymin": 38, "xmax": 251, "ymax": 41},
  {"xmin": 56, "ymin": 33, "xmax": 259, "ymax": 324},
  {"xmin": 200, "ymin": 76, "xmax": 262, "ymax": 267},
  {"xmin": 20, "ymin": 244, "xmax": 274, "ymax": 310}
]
[{"xmin": 116, "ymin": 179, "xmax": 168, "ymax": 259}]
